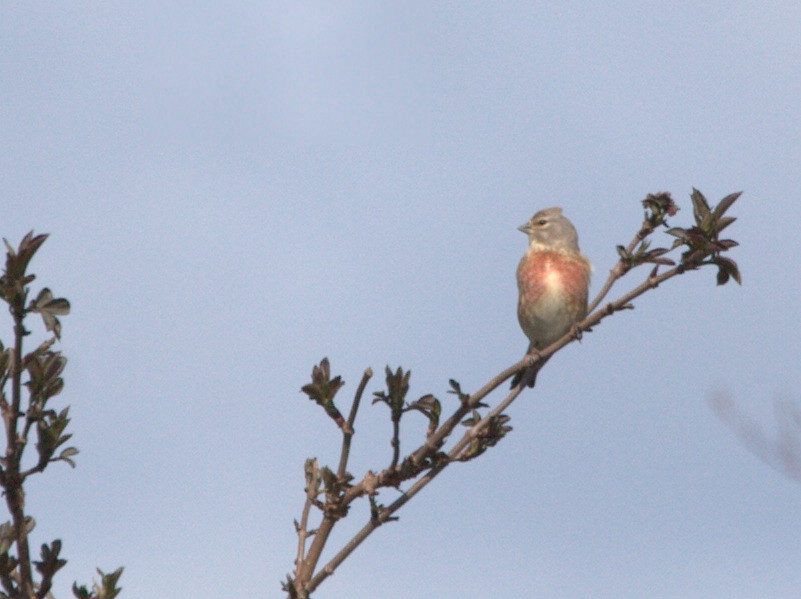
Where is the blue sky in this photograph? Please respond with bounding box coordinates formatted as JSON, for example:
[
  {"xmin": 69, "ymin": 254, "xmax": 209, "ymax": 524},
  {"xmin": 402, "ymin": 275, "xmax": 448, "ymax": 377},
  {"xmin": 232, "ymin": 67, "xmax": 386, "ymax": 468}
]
[{"xmin": 2, "ymin": 2, "xmax": 801, "ymax": 597}]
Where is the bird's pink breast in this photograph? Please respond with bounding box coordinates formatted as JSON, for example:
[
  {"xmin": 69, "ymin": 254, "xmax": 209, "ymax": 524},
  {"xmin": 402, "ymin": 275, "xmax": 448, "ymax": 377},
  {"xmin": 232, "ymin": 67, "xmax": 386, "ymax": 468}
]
[{"xmin": 517, "ymin": 249, "xmax": 590, "ymax": 348}]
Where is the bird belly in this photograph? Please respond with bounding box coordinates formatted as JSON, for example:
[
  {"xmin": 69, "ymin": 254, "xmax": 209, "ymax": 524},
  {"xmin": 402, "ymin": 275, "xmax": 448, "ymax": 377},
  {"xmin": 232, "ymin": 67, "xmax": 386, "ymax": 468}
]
[{"xmin": 517, "ymin": 253, "xmax": 587, "ymax": 349}]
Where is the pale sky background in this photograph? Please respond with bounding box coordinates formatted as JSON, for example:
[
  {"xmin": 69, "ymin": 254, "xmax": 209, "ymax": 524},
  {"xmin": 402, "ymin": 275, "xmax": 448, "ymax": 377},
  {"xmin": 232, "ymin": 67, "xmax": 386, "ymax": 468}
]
[{"xmin": 2, "ymin": 3, "xmax": 801, "ymax": 598}]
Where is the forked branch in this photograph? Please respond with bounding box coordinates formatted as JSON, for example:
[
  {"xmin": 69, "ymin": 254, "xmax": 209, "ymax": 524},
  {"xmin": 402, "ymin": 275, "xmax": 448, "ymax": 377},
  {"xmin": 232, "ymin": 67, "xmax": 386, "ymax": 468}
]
[{"xmin": 286, "ymin": 189, "xmax": 741, "ymax": 598}]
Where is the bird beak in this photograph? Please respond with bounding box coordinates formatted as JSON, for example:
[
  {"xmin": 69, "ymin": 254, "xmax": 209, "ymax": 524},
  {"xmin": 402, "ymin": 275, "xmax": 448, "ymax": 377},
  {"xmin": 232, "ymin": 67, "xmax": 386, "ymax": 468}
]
[{"xmin": 518, "ymin": 223, "xmax": 532, "ymax": 235}]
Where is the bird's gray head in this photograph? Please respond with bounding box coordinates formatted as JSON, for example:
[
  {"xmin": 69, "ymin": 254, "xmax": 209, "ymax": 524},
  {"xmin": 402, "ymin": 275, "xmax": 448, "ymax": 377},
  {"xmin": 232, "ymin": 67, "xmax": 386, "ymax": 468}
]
[{"xmin": 518, "ymin": 207, "xmax": 581, "ymax": 252}]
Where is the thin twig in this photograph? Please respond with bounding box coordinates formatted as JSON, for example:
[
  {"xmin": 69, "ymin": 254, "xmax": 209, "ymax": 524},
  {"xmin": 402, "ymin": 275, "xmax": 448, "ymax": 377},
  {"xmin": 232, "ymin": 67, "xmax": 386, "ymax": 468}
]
[
  {"xmin": 295, "ymin": 514, "xmax": 336, "ymax": 597},
  {"xmin": 337, "ymin": 368, "xmax": 372, "ymax": 479},
  {"xmin": 337, "ymin": 355, "xmax": 535, "ymax": 505},
  {"xmin": 307, "ymin": 385, "xmax": 527, "ymax": 592},
  {"xmin": 407, "ymin": 357, "xmax": 532, "ymax": 469},
  {"xmin": 291, "ymin": 187, "xmax": 745, "ymax": 598},
  {"xmin": 5, "ymin": 305, "xmax": 34, "ymax": 597},
  {"xmin": 304, "ymin": 264, "xmax": 684, "ymax": 593},
  {"xmin": 587, "ymin": 227, "xmax": 647, "ymax": 315},
  {"xmin": 296, "ymin": 368, "xmax": 373, "ymax": 597},
  {"xmin": 389, "ymin": 420, "xmax": 400, "ymax": 469},
  {"xmin": 294, "ymin": 496, "xmax": 313, "ymax": 577}
]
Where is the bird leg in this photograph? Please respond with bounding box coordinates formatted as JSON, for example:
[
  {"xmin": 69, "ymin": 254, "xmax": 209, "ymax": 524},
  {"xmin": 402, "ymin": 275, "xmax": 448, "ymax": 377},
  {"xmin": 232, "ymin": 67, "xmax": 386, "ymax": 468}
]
[{"xmin": 511, "ymin": 347, "xmax": 546, "ymax": 388}]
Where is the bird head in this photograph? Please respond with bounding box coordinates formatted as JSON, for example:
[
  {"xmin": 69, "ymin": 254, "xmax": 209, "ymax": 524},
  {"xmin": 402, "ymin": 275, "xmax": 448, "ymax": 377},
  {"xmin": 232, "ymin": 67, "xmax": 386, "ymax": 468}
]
[{"xmin": 518, "ymin": 207, "xmax": 581, "ymax": 252}]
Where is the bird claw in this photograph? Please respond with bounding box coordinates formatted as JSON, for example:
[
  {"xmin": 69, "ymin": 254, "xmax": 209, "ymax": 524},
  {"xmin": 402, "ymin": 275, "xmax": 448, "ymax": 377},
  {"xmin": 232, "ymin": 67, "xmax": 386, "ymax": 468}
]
[
  {"xmin": 511, "ymin": 366, "xmax": 535, "ymax": 388},
  {"xmin": 569, "ymin": 323, "xmax": 583, "ymax": 342}
]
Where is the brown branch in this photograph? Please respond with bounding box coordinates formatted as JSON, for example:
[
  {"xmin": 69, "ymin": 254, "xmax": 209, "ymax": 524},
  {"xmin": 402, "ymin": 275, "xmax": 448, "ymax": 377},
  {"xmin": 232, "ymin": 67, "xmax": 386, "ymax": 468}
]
[
  {"xmin": 301, "ymin": 263, "xmax": 685, "ymax": 594},
  {"xmin": 337, "ymin": 368, "xmax": 372, "ymax": 480},
  {"xmin": 290, "ymin": 186, "xmax": 743, "ymax": 597},
  {"xmin": 406, "ymin": 357, "xmax": 532, "ymax": 470},
  {"xmin": 294, "ymin": 370, "xmax": 374, "ymax": 597},
  {"xmin": 295, "ymin": 514, "xmax": 336, "ymax": 598},
  {"xmin": 587, "ymin": 224, "xmax": 650, "ymax": 315},
  {"xmin": 4, "ymin": 303, "xmax": 34, "ymax": 597},
  {"xmin": 294, "ymin": 496, "xmax": 313, "ymax": 583},
  {"xmin": 389, "ymin": 420, "xmax": 400, "ymax": 470},
  {"xmin": 305, "ymin": 383, "xmax": 527, "ymax": 593}
]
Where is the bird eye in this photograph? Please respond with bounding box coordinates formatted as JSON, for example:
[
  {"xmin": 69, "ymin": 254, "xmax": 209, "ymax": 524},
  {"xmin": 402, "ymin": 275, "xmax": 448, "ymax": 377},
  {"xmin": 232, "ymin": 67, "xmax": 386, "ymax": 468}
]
[{"xmin": 536, "ymin": 219, "xmax": 548, "ymax": 226}]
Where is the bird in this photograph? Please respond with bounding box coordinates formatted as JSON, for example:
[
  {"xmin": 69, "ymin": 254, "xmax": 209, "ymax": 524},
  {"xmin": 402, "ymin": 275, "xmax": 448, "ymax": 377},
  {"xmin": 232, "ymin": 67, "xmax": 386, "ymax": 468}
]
[{"xmin": 512, "ymin": 207, "xmax": 591, "ymax": 387}]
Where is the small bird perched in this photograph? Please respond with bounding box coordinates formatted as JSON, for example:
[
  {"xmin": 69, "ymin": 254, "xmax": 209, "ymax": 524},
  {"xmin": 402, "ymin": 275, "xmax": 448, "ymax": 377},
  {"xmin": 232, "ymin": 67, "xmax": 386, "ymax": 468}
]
[{"xmin": 512, "ymin": 207, "xmax": 591, "ymax": 387}]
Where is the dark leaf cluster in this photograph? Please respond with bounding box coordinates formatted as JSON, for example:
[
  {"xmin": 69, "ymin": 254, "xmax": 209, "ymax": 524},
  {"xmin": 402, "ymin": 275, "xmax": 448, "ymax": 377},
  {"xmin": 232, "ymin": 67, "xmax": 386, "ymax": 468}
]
[
  {"xmin": 666, "ymin": 189, "xmax": 742, "ymax": 285},
  {"xmin": 1, "ymin": 233, "xmax": 70, "ymax": 338},
  {"xmin": 0, "ymin": 232, "xmax": 122, "ymax": 595},
  {"xmin": 0, "ymin": 521, "xmax": 24, "ymax": 596},
  {"xmin": 458, "ymin": 411, "xmax": 513, "ymax": 460},
  {"xmin": 615, "ymin": 239, "xmax": 675, "ymax": 271},
  {"xmin": 29, "ymin": 288, "xmax": 70, "ymax": 340},
  {"xmin": 35, "ymin": 407, "xmax": 77, "ymax": 471},
  {"xmin": 0, "ymin": 551, "xmax": 19, "ymax": 598},
  {"xmin": 0, "ymin": 232, "xmax": 48, "ymax": 306},
  {"xmin": 301, "ymin": 358, "xmax": 348, "ymax": 430},
  {"xmin": 33, "ymin": 539, "xmax": 67, "ymax": 598},
  {"xmin": 404, "ymin": 394, "xmax": 441, "ymax": 437},
  {"xmin": 372, "ymin": 366, "xmax": 410, "ymax": 422},
  {"xmin": 641, "ymin": 192, "xmax": 679, "ymax": 229},
  {"xmin": 72, "ymin": 567, "xmax": 124, "ymax": 599},
  {"xmin": 24, "ymin": 348, "xmax": 66, "ymax": 410}
]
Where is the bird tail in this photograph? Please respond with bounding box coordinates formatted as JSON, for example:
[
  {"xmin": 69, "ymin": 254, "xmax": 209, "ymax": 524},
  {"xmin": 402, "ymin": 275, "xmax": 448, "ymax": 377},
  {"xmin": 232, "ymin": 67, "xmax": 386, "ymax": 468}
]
[{"xmin": 511, "ymin": 353, "xmax": 551, "ymax": 388}]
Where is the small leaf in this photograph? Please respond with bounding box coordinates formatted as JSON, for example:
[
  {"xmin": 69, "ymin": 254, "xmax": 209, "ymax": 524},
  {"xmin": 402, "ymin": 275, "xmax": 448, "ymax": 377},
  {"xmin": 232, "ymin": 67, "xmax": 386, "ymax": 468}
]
[
  {"xmin": 29, "ymin": 291, "xmax": 70, "ymax": 339},
  {"xmin": 716, "ymin": 267, "xmax": 730, "ymax": 285},
  {"xmin": 714, "ymin": 257, "xmax": 742, "ymax": 285},
  {"xmin": 300, "ymin": 358, "xmax": 348, "ymax": 428},
  {"xmin": 19, "ymin": 231, "xmax": 49, "ymax": 258},
  {"xmin": 405, "ymin": 394, "xmax": 441, "ymax": 435},
  {"xmin": 93, "ymin": 566, "xmax": 124, "ymax": 599},
  {"xmin": 59, "ymin": 446, "xmax": 79, "ymax": 468},
  {"xmin": 374, "ymin": 365, "xmax": 410, "ymax": 421},
  {"xmin": 690, "ymin": 188, "xmax": 711, "ymax": 225},
  {"xmin": 32, "ymin": 288, "xmax": 69, "ymax": 312},
  {"xmin": 447, "ymin": 379, "xmax": 470, "ymax": 404},
  {"xmin": 665, "ymin": 227, "xmax": 688, "ymax": 240},
  {"xmin": 716, "ymin": 216, "xmax": 737, "ymax": 233},
  {"xmin": 41, "ymin": 310, "xmax": 62, "ymax": 339},
  {"xmin": 712, "ymin": 191, "xmax": 742, "ymax": 219}
]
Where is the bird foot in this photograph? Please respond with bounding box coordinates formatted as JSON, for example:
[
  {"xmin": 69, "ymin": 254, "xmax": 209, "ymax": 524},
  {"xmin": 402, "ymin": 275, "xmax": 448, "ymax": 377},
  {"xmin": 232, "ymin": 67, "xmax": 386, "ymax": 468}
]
[{"xmin": 511, "ymin": 348, "xmax": 544, "ymax": 388}]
